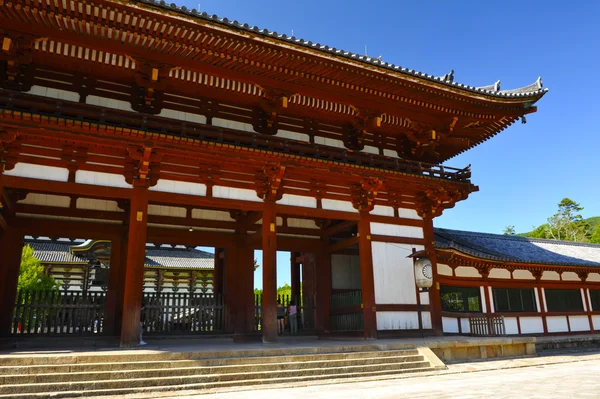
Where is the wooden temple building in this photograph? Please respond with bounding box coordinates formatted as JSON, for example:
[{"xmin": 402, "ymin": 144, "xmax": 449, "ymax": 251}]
[{"xmin": 0, "ymin": 0, "xmax": 552, "ymax": 346}]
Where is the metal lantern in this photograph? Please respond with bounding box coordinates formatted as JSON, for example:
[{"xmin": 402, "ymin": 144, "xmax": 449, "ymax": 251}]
[{"xmin": 414, "ymin": 257, "xmax": 433, "ymax": 288}]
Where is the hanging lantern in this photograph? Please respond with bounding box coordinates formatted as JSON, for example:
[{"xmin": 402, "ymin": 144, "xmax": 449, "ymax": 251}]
[{"xmin": 414, "ymin": 257, "xmax": 433, "ymax": 288}]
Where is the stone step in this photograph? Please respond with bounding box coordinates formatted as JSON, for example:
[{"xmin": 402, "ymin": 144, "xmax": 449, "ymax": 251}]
[
  {"xmin": 0, "ymin": 360, "xmax": 432, "ymax": 395},
  {"xmin": 0, "ymin": 349, "xmax": 419, "ymax": 375},
  {"xmin": 1, "ymin": 354, "xmax": 425, "ymax": 384},
  {"xmin": 0, "ymin": 365, "xmax": 435, "ymax": 399},
  {"xmin": 0, "ymin": 344, "xmax": 418, "ymax": 367}
]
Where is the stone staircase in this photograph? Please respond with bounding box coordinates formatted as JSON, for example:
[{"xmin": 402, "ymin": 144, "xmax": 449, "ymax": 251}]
[{"xmin": 0, "ymin": 344, "xmax": 444, "ymax": 398}]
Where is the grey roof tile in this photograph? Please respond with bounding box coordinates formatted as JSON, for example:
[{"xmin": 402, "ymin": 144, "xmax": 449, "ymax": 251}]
[
  {"xmin": 434, "ymin": 228, "xmax": 600, "ymax": 267},
  {"xmin": 134, "ymin": 0, "xmax": 547, "ymax": 100},
  {"xmin": 25, "ymin": 240, "xmax": 87, "ymax": 264}
]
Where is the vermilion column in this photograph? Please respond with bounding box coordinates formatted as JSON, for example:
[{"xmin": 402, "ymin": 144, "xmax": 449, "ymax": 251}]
[
  {"xmin": 120, "ymin": 185, "xmax": 149, "ymax": 347},
  {"xmin": 315, "ymin": 247, "xmax": 332, "ymax": 334},
  {"xmin": 424, "ymin": 218, "xmax": 443, "ymax": 335},
  {"xmin": 0, "ymin": 226, "xmax": 23, "ymax": 337},
  {"xmin": 238, "ymin": 244, "xmax": 256, "ymax": 334},
  {"xmin": 358, "ymin": 211, "xmax": 377, "ymax": 339},
  {"xmin": 104, "ymin": 231, "xmax": 127, "ymax": 336},
  {"xmin": 224, "ymin": 244, "xmax": 240, "ymax": 334},
  {"xmin": 261, "ymin": 200, "xmax": 278, "ymax": 343},
  {"xmin": 213, "ymin": 248, "xmax": 225, "ymax": 296},
  {"xmin": 291, "ymin": 252, "xmax": 301, "ymax": 302}
]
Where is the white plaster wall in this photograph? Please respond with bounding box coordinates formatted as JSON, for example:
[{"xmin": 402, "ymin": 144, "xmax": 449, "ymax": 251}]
[
  {"xmin": 87, "ymin": 95, "xmax": 134, "ymax": 112},
  {"xmin": 437, "ymin": 263, "xmax": 453, "ymax": 276},
  {"xmin": 276, "ymin": 129, "xmax": 309, "ymax": 142},
  {"xmin": 587, "ymin": 273, "xmax": 600, "ymax": 282},
  {"xmin": 212, "ymin": 118, "xmax": 254, "ymax": 132},
  {"xmin": 421, "ymin": 311, "xmax": 432, "ymax": 329},
  {"xmin": 372, "ymin": 242, "xmax": 420, "ymax": 304},
  {"xmin": 20, "ymin": 193, "xmax": 70, "ymax": 208},
  {"xmin": 287, "ymin": 218, "xmax": 318, "ymax": 229},
  {"xmin": 76, "ymin": 198, "xmax": 122, "ymax": 212},
  {"xmin": 314, "ymin": 136, "xmax": 345, "ymax": 149},
  {"xmin": 546, "ymin": 316, "xmax": 569, "ymax": 333},
  {"xmin": 158, "ymin": 108, "xmax": 206, "ymax": 124},
  {"xmin": 191, "ymin": 209, "xmax": 234, "ymax": 221},
  {"xmin": 331, "ymin": 254, "xmax": 361, "ymax": 290},
  {"xmin": 76, "ymin": 170, "xmax": 132, "ymax": 188},
  {"xmin": 519, "ymin": 317, "xmax": 544, "ymax": 334},
  {"xmin": 442, "ymin": 317, "xmax": 459, "ymax": 333},
  {"xmin": 460, "ymin": 318, "xmax": 470, "ymax": 334},
  {"xmin": 504, "ymin": 317, "xmax": 519, "ymax": 335},
  {"xmin": 454, "ymin": 266, "xmax": 481, "ymax": 278},
  {"xmin": 370, "ymin": 223, "xmax": 423, "ymax": 239},
  {"xmin": 593, "ymin": 315, "xmax": 600, "ymax": 330},
  {"xmin": 363, "ymin": 145, "xmax": 380, "ymax": 155},
  {"xmin": 534, "ymin": 289, "xmax": 542, "ymax": 313},
  {"xmin": 541, "ymin": 271, "xmax": 561, "ymax": 281},
  {"xmin": 148, "ymin": 205, "xmax": 186, "ymax": 218},
  {"xmin": 322, "ymin": 199, "xmax": 357, "ymax": 213},
  {"xmin": 489, "ymin": 268, "xmax": 511, "ymax": 279},
  {"xmin": 213, "ymin": 186, "xmax": 262, "ymax": 202},
  {"xmin": 513, "ymin": 270, "xmax": 535, "ymax": 280},
  {"xmin": 372, "ymin": 205, "xmax": 394, "ymax": 217},
  {"xmin": 376, "ymin": 311, "xmax": 419, "ymax": 330},
  {"xmin": 279, "ymin": 194, "xmax": 317, "ymax": 208},
  {"xmin": 5, "ymin": 163, "xmax": 69, "ymax": 182},
  {"xmin": 398, "ymin": 208, "xmax": 421, "ymax": 220},
  {"xmin": 383, "ymin": 149, "xmax": 396, "ymax": 157},
  {"xmin": 562, "ymin": 272, "xmax": 580, "ymax": 281},
  {"xmin": 569, "ymin": 315, "xmax": 591, "ymax": 332},
  {"xmin": 27, "ymin": 85, "xmax": 79, "ymax": 102},
  {"xmin": 150, "ymin": 179, "xmax": 206, "ymax": 196},
  {"xmin": 419, "ymin": 291, "xmax": 430, "ymax": 305}
]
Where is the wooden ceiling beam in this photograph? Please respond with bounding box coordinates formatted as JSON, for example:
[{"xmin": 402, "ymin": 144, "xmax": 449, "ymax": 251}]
[
  {"xmin": 2, "ymin": 175, "xmax": 132, "ymax": 200},
  {"xmin": 329, "ymin": 236, "xmax": 359, "ymax": 253},
  {"xmin": 321, "ymin": 220, "xmax": 357, "ymax": 238}
]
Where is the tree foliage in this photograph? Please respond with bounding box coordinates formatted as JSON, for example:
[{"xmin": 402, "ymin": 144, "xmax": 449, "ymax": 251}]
[
  {"xmin": 544, "ymin": 198, "xmax": 588, "ymax": 242},
  {"xmin": 18, "ymin": 245, "xmax": 59, "ymax": 291},
  {"xmin": 503, "ymin": 226, "xmax": 516, "ymax": 235},
  {"xmin": 591, "ymin": 226, "xmax": 600, "ymax": 244}
]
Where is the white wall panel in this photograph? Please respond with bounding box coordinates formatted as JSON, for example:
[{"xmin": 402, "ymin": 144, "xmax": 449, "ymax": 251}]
[
  {"xmin": 76, "ymin": 170, "xmax": 131, "ymax": 188},
  {"xmin": 279, "ymin": 194, "xmax": 317, "ymax": 208},
  {"xmin": 191, "ymin": 209, "xmax": 234, "ymax": 221},
  {"xmin": 322, "ymin": 199, "xmax": 357, "ymax": 213},
  {"xmin": 398, "ymin": 208, "xmax": 421, "ymax": 220},
  {"xmin": 20, "ymin": 193, "xmax": 70, "ymax": 208},
  {"xmin": 442, "ymin": 317, "xmax": 459, "ymax": 333},
  {"xmin": 513, "ymin": 270, "xmax": 535, "ymax": 280},
  {"xmin": 454, "ymin": 266, "xmax": 481, "ymax": 278},
  {"xmin": 421, "ymin": 311, "xmax": 432, "ymax": 329},
  {"xmin": 593, "ymin": 315, "xmax": 600, "ymax": 330},
  {"xmin": 287, "ymin": 218, "xmax": 318, "ymax": 229},
  {"xmin": 212, "ymin": 118, "xmax": 254, "ymax": 132},
  {"xmin": 372, "ymin": 242, "xmax": 420, "ymax": 304},
  {"xmin": 76, "ymin": 198, "xmax": 122, "ymax": 212},
  {"xmin": 314, "ymin": 136, "xmax": 345, "ymax": 149},
  {"xmin": 5, "ymin": 163, "xmax": 69, "ymax": 182},
  {"xmin": 587, "ymin": 273, "xmax": 600, "ymax": 282},
  {"xmin": 541, "ymin": 271, "xmax": 560, "ymax": 281},
  {"xmin": 148, "ymin": 205, "xmax": 186, "ymax": 218},
  {"xmin": 87, "ymin": 95, "xmax": 134, "ymax": 111},
  {"xmin": 519, "ymin": 317, "xmax": 544, "ymax": 334},
  {"xmin": 276, "ymin": 129, "xmax": 309, "ymax": 142},
  {"xmin": 419, "ymin": 291, "xmax": 430, "ymax": 305},
  {"xmin": 460, "ymin": 318, "xmax": 471, "ymax": 333},
  {"xmin": 331, "ymin": 254, "xmax": 360, "ymax": 290},
  {"xmin": 372, "ymin": 205, "xmax": 394, "ymax": 217},
  {"xmin": 562, "ymin": 272, "xmax": 580, "ymax": 281},
  {"xmin": 158, "ymin": 108, "xmax": 206, "ymax": 124},
  {"xmin": 546, "ymin": 316, "xmax": 569, "ymax": 333},
  {"xmin": 569, "ymin": 315, "xmax": 591, "ymax": 332},
  {"xmin": 363, "ymin": 145, "xmax": 380, "ymax": 155},
  {"xmin": 28, "ymin": 85, "xmax": 79, "ymax": 102},
  {"xmin": 150, "ymin": 179, "xmax": 206, "ymax": 196},
  {"xmin": 489, "ymin": 268, "xmax": 511, "ymax": 279},
  {"xmin": 213, "ymin": 186, "xmax": 262, "ymax": 202},
  {"xmin": 370, "ymin": 223, "xmax": 423, "ymax": 239},
  {"xmin": 437, "ymin": 263, "xmax": 453, "ymax": 276},
  {"xmin": 376, "ymin": 311, "xmax": 419, "ymax": 330},
  {"xmin": 383, "ymin": 149, "xmax": 396, "ymax": 157},
  {"xmin": 504, "ymin": 317, "xmax": 519, "ymax": 335}
]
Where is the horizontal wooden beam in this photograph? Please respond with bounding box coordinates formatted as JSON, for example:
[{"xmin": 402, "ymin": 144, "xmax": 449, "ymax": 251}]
[
  {"xmin": 322, "ymin": 220, "xmax": 356, "ymax": 238},
  {"xmin": 370, "ymin": 235, "xmax": 426, "ymax": 245},
  {"xmin": 2, "ymin": 175, "xmax": 132, "ymax": 200},
  {"xmin": 329, "ymin": 236, "xmax": 359, "ymax": 253},
  {"xmin": 276, "ymin": 204, "xmax": 360, "ymax": 221},
  {"xmin": 13, "ymin": 217, "xmax": 122, "ymax": 240},
  {"xmin": 149, "ymin": 191, "xmax": 264, "ymax": 212},
  {"xmin": 369, "ymin": 214, "xmax": 425, "ymax": 227},
  {"xmin": 376, "ymin": 304, "xmax": 430, "ymax": 312}
]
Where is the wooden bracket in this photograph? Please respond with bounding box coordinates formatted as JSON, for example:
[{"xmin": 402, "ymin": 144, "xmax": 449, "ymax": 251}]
[
  {"xmin": 0, "ymin": 30, "xmax": 37, "ymax": 91},
  {"xmin": 350, "ymin": 178, "xmax": 383, "ymax": 212},
  {"xmin": 126, "ymin": 145, "xmax": 163, "ymax": 187},
  {"xmin": 129, "ymin": 57, "xmax": 173, "ymax": 114},
  {"xmin": 252, "ymin": 87, "xmax": 294, "ymax": 135},
  {"xmin": 255, "ymin": 163, "xmax": 286, "ymax": 201},
  {"xmin": 415, "ymin": 187, "xmax": 470, "ymax": 219}
]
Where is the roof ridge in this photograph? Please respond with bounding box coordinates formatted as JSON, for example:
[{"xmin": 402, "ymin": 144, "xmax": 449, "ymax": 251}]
[{"xmin": 132, "ymin": 0, "xmax": 547, "ymax": 99}]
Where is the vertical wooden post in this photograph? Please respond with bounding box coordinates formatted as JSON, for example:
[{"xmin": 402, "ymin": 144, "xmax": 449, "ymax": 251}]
[
  {"xmin": 238, "ymin": 243, "xmax": 256, "ymax": 334},
  {"xmin": 261, "ymin": 200, "xmax": 278, "ymax": 343},
  {"xmin": 424, "ymin": 218, "xmax": 443, "ymax": 335},
  {"xmin": 120, "ymin": 185, "xmax": 149, "ymax": 347},
  {"xmin": 291, "ymin": 252, "xmax": 301, "ymax": 302},
  {"xmin": 224, "ymin": 244, "xmax": 240, "ymax": 334},
  {"xmin": 0, "ymin": 226, "xmax": 23, "ymax": 337},
  {"xmin": 213, "ymin": 248, "xmax": 225, "ymax": 296},
  {"xmin": 358, "ymin": 211, "xmax": 377, "ymax": 339},
  {"xmin": 104, "ymin": 233, "xmax": 127, "ymax": 336},
  {"xmin": 315, "ymin": 246, "xmax": 332, "ymax": 334}
]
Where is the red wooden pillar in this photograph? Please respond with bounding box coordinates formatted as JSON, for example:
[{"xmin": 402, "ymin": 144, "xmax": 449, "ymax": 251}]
[
  {"xmin": 224, "ymin": 244, "xmax": 240, "ymax": 334},
  {"xmin": 238, "ymin": 244, "xmax": 256, "ymax": 334},
  {"xmin": 104, "ymin": 233, "xmax": 127, "ymax": 336},
  {"xmin": 315, "ymin": 247, "xmax": 332, "ymax": 334},
  {"xmin": 0, "ymin": 226, "xmax": 23, "ymax": 337},
  {"xmin": 424, "ymin": 218, "xmax": 443, "ymax": 335},
  {"xmin": 213, "ymin": 248, "xmax": 225, "ymax": 296},
  {"xmin": 261, "ymin": 200, "xmax": 278, "ymax": 343},
  {"xmin": 358, "ymin": 211, "xmax": 377, "ymax": 339},
  {"xmin": 291, "ymin": 252, "xmax": 301, "ymax": 302},
  {"xmin": 120, "ymin": 185, "xmax": 149, "ymax": 347}
]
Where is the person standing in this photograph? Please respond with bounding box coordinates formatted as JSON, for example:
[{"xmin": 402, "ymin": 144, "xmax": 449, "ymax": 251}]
[
  {"xmin": 139, "ymin": 303, "xmax": 147, "ymax": 346},
  {"xmin": 288, "ymin": 300, "xmax": 298, "ymax": 335},
  {"xmin": 277, "ymin": 299, "xmax": 285, "ymax": 335}
]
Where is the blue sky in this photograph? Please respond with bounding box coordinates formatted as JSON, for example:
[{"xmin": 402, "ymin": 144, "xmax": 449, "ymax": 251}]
[{"xmin": 189, "ymin": 0, "xmax": 600, "ymax": 287}]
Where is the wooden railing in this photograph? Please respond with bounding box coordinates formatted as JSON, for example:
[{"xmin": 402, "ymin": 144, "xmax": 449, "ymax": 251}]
[
  {"xmin": 330, "ymin": 290, "xmax": 364, "ymax": 332},
  {"xmin": 469, "ymin": 314, "xmax": 506, "ymax": 336},
  {"xmin": 0, "ymin": 90, "xmax": 473, "ymax": 183}
]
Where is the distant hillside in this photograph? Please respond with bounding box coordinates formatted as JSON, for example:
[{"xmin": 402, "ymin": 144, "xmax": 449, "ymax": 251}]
[
  {"xmin": 520, "ymin": 216, "xmax": 600, "ymax": 240},
  {"xmin": 587, "ymin": 216, "xmax": 600, "ymax": 231}
]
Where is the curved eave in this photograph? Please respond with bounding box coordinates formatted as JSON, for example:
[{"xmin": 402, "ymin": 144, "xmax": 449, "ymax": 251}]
[{"xmin": 129, "ymin": 0, "xmax": 547, "ymax": 103}]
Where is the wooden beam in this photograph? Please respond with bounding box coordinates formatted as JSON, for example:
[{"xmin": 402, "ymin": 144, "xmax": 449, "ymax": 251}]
[
  {"xmin": 329, "ymin": 236, "xmax": 359, "ymax": 253},
  {"xmin": 237, "ymin": 211, "xmax": 263, "ymax": 231},
  {"xmin": 2, "ymin": 175, "xmax": 132, "ymax": 200},
  {"xmin": 149, "ymin": 191, "xmax": 263, "ymax": 212},
  {"xmin": 261, "ymin": 201, "xmax": 278, "ymax": 343},
  {"xmin": 0, "ymin": 187, "xmax": 15, "ymax": 214},
  {"xmin": 0, "ymin": 213, "xmax": 7, "ymax": 233},
  {"xmin": 12, "ymin": 217, "xmax": 121, "ymax": 240},
  {"xmin": 276, "ymin": 204, "xmax": 360, "ymax": 221},
  {"xmin": 322, "ymin": 220, "xmax": 356, "ymax": 238},
  {"xmin": 358, "ymin": 212, "xmax": 377, "ymax": 339},
  {"xmin": 246, "ymin": 229, "xmax": 262, "ymax": 247},
  {"xmin": 0, "ymin": 228, "xmax": 23, "ymax": 337}
]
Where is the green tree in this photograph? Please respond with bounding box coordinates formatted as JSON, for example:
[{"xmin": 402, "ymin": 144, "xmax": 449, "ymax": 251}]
[
  {"xmin": 503, "ymin": 226, "xmax": 516, "ymax": 235},
  {"xmin": 527, "ymin": 224, "xmax": 549, "ymax": 239},
  {"xmin": 590, "ymin": 226, "xmax": 600, "ymax": 244},
  {"xmin": 545, "ymin": 198, "xmax": 588, "ymax": 242},
  {"xmin": 18, "ymin": 245, "xmax": 59, "ymax": 291}
]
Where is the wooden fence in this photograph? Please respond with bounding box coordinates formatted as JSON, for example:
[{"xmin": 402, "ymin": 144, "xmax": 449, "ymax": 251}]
[
  {"xmin": 468, "ymin": 314, "xmax": 506, "ymax": 336},
  {"xmin": 253, "ymin": 294, "xmax": 315, "ymax": 332},
  {"xmin": 330, "ymin": 290, "xmax": 364, "ymax": 332}
]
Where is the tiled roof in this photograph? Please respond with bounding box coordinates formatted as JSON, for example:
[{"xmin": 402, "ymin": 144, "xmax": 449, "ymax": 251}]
[
  {"xmin": 434, "ymin": 228, "xmax": 600, "ymax": 267},
  {"xmin": 25, "ymin": 240, "xmax": 214, "ymax": 269},
  {"xmin": 134, "ymin": 0, "xmax": 547, "ymax": 100}
]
